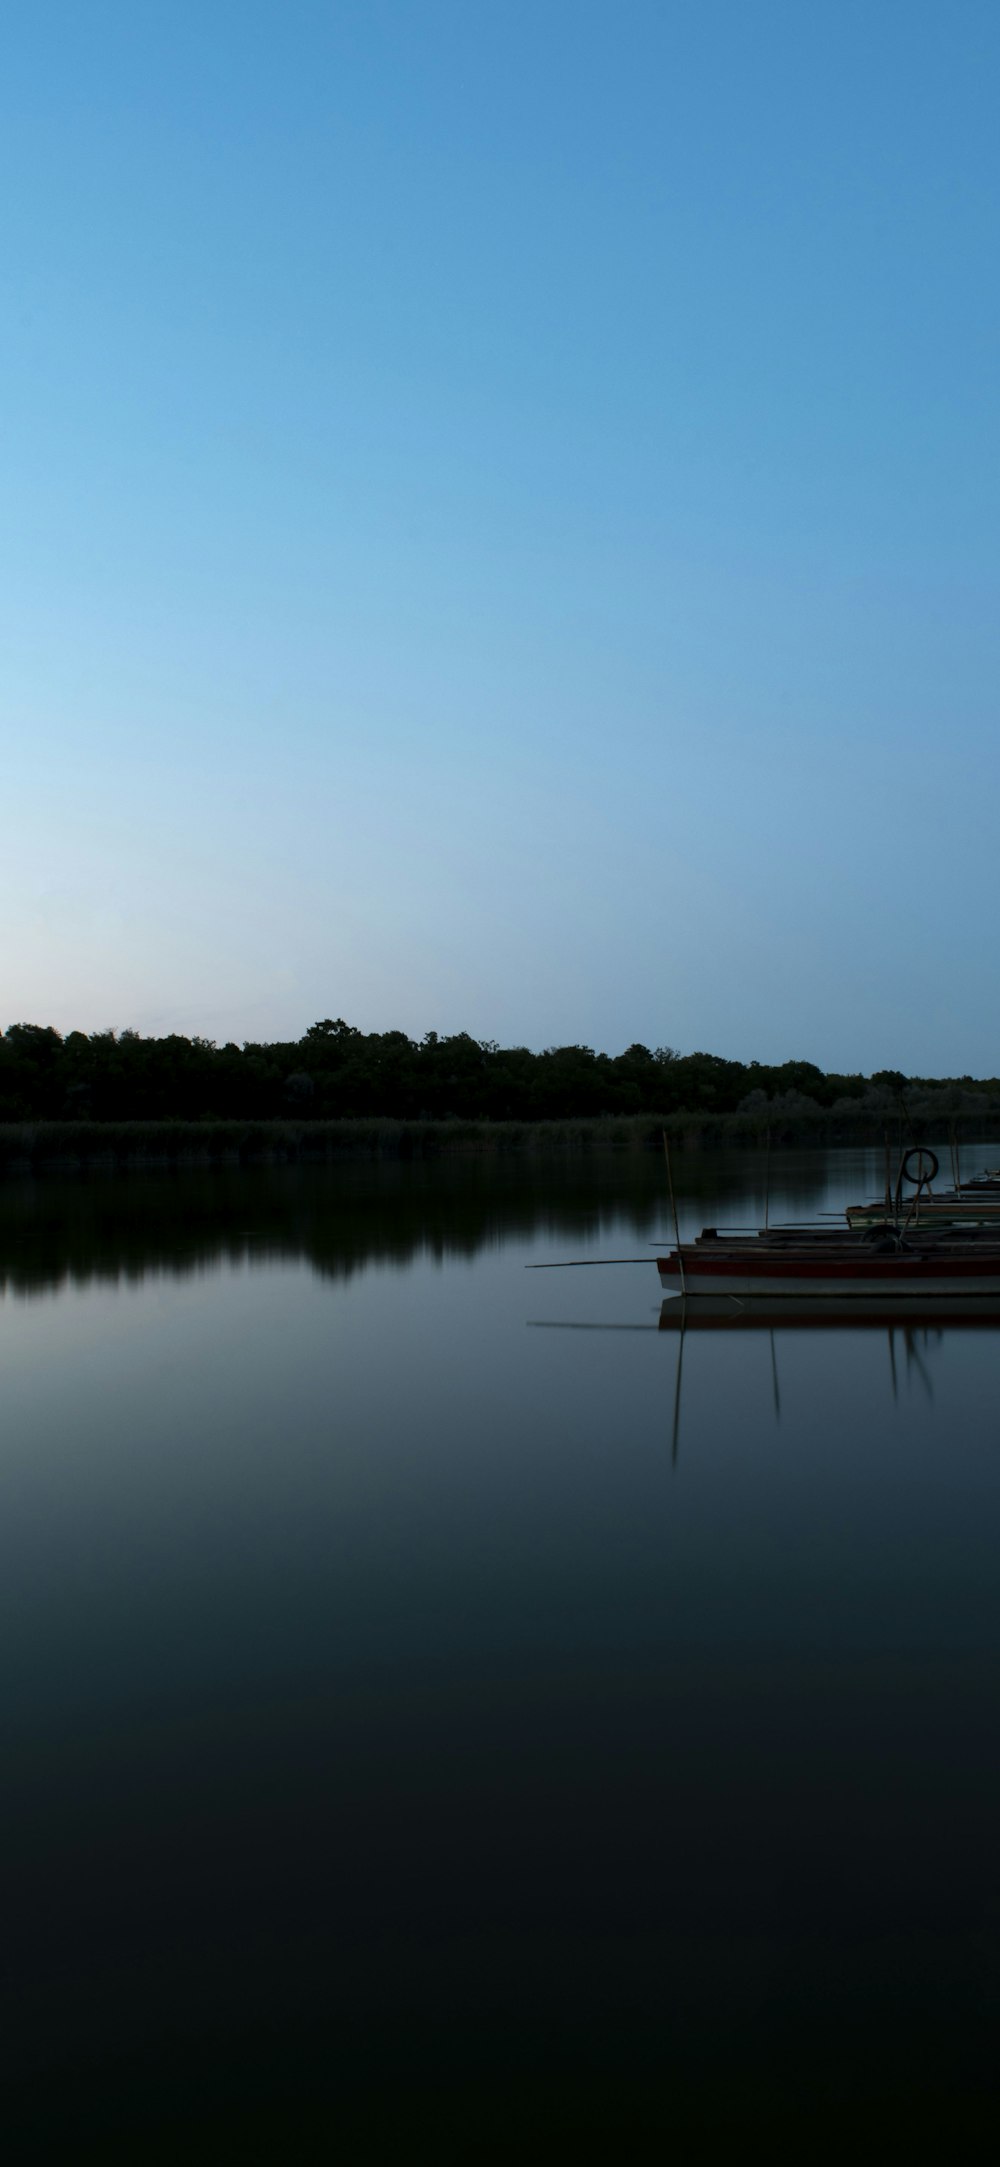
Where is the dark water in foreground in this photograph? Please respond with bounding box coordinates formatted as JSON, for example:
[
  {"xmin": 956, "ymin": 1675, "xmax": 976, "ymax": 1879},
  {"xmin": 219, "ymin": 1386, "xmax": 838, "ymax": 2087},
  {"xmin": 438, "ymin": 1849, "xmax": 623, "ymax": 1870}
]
[{"xmin": 3, "ymin": 1146, "xmax": 1000, "ymax": 2158}]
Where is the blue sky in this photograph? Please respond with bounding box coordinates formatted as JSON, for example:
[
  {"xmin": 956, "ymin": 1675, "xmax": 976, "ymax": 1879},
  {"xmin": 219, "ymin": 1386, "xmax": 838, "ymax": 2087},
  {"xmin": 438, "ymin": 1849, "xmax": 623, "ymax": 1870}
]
[{"xmin": 3, "ymin": 1, "xmax": 999, "ymax": 1071}]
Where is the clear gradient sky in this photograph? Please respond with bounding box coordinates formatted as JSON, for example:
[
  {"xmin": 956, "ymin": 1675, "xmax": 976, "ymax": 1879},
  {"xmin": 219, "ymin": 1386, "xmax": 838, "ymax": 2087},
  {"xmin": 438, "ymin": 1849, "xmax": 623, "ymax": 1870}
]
[{"xmin": 3, "ymin": 1, "xmax": 998, "ymax": 1072}]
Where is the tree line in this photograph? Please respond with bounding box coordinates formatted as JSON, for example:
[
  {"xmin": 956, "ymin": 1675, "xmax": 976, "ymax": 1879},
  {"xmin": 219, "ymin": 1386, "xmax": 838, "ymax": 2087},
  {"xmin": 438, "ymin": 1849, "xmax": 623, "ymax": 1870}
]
[{"xmin": 0, "ymin": 1019, "xmax": 995, "ymax": 1126}]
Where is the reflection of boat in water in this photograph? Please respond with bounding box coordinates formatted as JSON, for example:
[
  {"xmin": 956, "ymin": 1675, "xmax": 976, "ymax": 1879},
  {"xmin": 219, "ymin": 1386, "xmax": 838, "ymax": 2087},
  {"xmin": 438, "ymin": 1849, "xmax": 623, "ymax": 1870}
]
[
  {"xmin": 656, "ymin": 1229, "xmax": 1000, "ymax": 1298},
  {"xmin": 657, "ymin": 1284, "xmax": 992, "ymax": 1460},
  {"xmin": 658, "ymin": 1293, "xmax": 1000, "ymax": 1329}
]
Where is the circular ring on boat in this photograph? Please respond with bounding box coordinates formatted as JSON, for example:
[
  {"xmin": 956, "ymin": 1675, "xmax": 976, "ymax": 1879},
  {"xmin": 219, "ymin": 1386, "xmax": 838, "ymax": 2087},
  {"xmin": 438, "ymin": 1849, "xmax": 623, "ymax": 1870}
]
[{"xmin": 900, "ymin": 1146, "xmax": 938, "ymax": 1187}]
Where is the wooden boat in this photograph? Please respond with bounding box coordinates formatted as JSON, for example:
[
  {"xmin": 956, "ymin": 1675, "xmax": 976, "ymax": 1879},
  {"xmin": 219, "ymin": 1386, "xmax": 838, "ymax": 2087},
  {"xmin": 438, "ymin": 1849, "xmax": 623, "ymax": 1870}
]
[
  {"xmin": 657, "ymin": 1225, "xmax": 1000, "ymax": 1298},
  {"xmin": 845, "ymin": 1152, "xmax": 1000, "ymax": 1228},
  {"xmin": 845, "ymin": 1196, "xmax": 1000, "ymax": 1227}
]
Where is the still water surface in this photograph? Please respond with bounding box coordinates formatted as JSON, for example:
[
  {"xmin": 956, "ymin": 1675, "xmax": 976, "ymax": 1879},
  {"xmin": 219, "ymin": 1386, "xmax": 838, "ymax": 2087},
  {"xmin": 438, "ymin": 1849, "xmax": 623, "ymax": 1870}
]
[{"xmin": 4, "ymin": 1147, "xmax": 1000, "ymax": 2156}]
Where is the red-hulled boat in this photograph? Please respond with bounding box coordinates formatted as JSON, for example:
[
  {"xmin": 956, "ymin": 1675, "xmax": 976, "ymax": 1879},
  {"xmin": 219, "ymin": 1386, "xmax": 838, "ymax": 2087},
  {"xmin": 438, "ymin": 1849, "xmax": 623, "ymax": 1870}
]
[{"xmin": 657, "ymin": 1225, "xmax": 1000, "ymax": 1299}]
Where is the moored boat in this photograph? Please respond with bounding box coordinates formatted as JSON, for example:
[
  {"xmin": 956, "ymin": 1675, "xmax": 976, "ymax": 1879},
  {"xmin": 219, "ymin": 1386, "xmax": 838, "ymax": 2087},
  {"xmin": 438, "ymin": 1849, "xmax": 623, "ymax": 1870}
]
[
  {"xmin": 844, "ymin": 1148, "xmax": 1000, "ymax": 1229},
  {"xmin": 657, "ymin": 1225, "xmax": 1000, "ymax": 1298},
  {"xmin": 845, "ymin": 1195, "xmax": 1000, "ymax": 1227}
]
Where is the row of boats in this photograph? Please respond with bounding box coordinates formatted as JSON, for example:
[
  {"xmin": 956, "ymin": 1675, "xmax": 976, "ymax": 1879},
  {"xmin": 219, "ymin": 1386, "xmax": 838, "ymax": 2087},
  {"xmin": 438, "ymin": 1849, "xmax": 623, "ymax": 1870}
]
[{"xmin": 657, "ymin": 1150, "xmax": 1000, "ymax": 1301}]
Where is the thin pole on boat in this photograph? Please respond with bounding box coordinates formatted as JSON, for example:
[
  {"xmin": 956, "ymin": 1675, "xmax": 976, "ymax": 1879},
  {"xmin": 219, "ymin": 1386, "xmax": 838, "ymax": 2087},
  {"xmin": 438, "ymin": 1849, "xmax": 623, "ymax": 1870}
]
[
  {"xmin": 662, "ymin": 1130, "xmax": 686, "ymax": 1297},
  {"xmin": 884, "ymin": 1131, "xmax": 893, "ymax": 1216},
  {"xmin": 763, "ymin": 1126, "xmax": 771, "ymax": 1234}
]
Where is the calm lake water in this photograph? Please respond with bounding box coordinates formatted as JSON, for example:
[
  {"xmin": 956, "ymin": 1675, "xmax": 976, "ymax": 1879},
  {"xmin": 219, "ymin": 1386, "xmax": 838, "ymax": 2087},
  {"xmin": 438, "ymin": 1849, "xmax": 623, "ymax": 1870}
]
[{"xmin": 4, "ymin": 1145, "xmax": 1000, "ymax": 2158}]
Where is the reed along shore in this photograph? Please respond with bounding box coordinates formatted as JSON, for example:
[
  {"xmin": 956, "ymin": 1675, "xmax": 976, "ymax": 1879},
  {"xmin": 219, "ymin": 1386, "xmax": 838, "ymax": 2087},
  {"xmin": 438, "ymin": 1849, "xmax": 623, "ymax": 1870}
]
[{"xmin": 3, "ymin": 1108, "xmax": 1000, "ymax": 1171}]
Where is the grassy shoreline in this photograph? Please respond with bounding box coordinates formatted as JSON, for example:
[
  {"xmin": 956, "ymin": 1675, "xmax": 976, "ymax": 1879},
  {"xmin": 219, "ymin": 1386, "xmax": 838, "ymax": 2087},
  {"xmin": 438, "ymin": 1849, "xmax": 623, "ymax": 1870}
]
[{"xmin": 2, "ymin": 1110, "xmax": 999, "ymax": 1170}]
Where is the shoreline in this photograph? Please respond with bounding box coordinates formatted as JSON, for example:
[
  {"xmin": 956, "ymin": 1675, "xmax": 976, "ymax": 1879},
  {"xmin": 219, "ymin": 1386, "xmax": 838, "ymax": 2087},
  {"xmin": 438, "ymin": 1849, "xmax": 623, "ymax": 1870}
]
[{"xmin": 2, "ymin": 1111, "xmax": 999, "ymax": 1171}]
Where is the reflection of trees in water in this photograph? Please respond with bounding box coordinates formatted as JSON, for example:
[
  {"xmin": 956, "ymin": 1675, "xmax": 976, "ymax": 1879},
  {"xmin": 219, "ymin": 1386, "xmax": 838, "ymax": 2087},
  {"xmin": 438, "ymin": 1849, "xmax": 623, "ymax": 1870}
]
[
  {"xmin": 0, "ymin": 1147, "xmax": 893, "ymax": 1299},
  {"xmin": 1, "ymin": 1164, "xmax": 644, "ymax": 1296}
]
